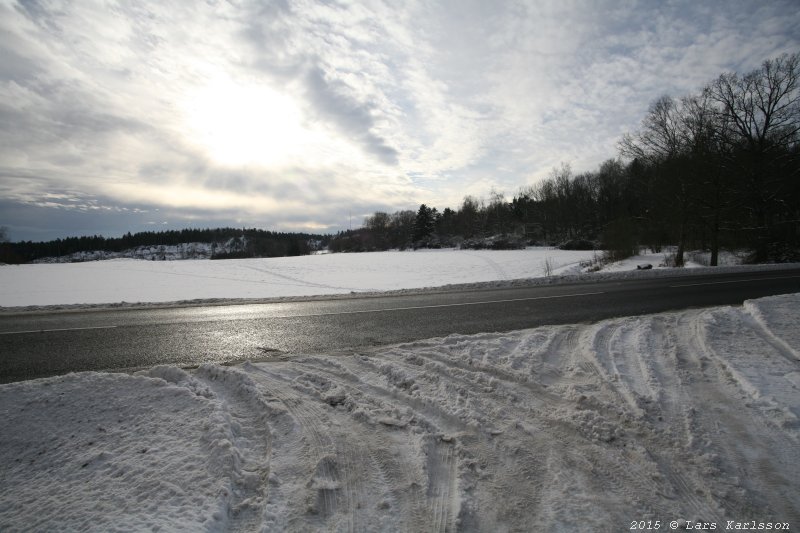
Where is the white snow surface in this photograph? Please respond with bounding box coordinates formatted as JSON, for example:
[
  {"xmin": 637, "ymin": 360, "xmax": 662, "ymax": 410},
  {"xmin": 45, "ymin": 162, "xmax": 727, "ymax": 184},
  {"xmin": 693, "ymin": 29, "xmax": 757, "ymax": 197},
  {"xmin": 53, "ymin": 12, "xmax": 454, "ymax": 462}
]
[
  {"xmin": 1, "ymin": 247, "xmax": 797, "ymax": 310},
  {"xmin": 2, "ymin": 294, "xmax": 799, "ymax": 531},
  {"xmin": 0, "ymin": 248, "xmax": 594, "ymax": 308}
]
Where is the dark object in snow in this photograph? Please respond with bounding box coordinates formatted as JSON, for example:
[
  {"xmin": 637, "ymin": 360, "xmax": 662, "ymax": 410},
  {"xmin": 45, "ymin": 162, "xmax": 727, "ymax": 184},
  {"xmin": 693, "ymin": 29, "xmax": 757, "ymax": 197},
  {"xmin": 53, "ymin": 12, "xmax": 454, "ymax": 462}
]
[{"xmin": 636, "ymin": 264, "xmax": 653, "ymax": 270}]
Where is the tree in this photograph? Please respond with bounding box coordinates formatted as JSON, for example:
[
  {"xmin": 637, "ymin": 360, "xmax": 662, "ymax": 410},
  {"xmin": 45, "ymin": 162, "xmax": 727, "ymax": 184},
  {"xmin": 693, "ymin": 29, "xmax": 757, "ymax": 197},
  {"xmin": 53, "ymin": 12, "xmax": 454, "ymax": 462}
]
[
  {"xmin": 364, "ymin": 211, "xmax": 391, "ymax": 250},
  {"xmin": 680, "ymin": 92, "xmax": 733, "ymax": 265},
  {"xmin": 390, "ymin": 210, "xmax": 416, "ymax": 249},
  {"xmin": 413, "ymin": 204, "xmax": 436, "ymax": 244},
  {"xmin": 485, "ymin": 190, "xmax": 513, "ymax": 235},
  {"xmin": 436, "ymin": 207, "xmax": 458, "ymax": 240},
  {"xmin": 706, "ymin": 53, "xmax": 800, "ymax": 261},
  {"xmin": 620, "ymin": 96, "xmax": 700, "ymax": 265},
  {"xmin": 456, "ymin": 196, "xmax": 483, "ymax": 239}
]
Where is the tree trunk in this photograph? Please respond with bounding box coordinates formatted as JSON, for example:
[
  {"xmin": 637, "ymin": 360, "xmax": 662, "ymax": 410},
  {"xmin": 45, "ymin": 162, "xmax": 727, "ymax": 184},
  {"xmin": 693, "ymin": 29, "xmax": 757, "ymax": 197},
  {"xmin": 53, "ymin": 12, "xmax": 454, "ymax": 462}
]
[{"xmin": 710, "ymin": 210, "xmax": 719, "ymax": 266}]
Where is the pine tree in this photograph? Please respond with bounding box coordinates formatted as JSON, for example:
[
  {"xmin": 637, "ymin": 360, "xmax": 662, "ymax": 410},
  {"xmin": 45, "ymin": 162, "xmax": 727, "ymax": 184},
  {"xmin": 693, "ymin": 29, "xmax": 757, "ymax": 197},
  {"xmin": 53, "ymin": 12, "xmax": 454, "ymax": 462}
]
[{"xmin": 413, "ymin": 204, "xmax": 435, "ymax": 243}]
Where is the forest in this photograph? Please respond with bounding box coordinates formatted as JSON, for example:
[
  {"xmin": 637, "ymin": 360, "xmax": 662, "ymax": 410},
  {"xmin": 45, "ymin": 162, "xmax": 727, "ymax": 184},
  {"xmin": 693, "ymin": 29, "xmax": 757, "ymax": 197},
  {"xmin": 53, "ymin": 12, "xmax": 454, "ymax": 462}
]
[
  {"xmin": 0, "ymin": 227, "xmax": 326, "ymax": 264},
  {"xmin": 330, "ymin": 53, "xmax": 800, "ymax": 266}
]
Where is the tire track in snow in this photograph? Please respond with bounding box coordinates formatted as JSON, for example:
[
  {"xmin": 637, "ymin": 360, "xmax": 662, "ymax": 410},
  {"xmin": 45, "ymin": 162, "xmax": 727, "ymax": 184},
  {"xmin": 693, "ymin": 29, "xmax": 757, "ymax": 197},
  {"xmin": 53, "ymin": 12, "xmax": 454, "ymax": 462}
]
[
  {"xmin": 183, "ymin": 296, "xmax": 800, "ymax": 530},
  {"xmin": 699, "ymin": 307, "xmax": 800, "ymax": 430},
  {"xmin": 191, "ymin": 366, "xmax": 273, "ymax": 532},
  {"xmin": 538, "ymin": 325, "xmax": 578, "ymax": 368},
  {"xmin": 298, "ymin": 352, "xmax": 549, "ymax": 531},
  {"xmin": 244, "ymin": 367, "xmax": 349, "ymax": 526},
  {"xmin": 742, "ymin": 301, "xmax": 800, "ymax": 363},
  {"xmin": 240, "ymin": 264, "xmax": 374, "ymax": 293},
  {"xmin": 681, "ymin": 310, "xmax": 800, "ymax": 522},
  {"xmin": 420, "ymin": 437, "xmax": 458, "ymax": 533},
  {"xmin": 572, "ymin": 318, "xmax": 723, "ymax": 521},
  {"xmin": 312, "ymin": 355, "xmax": 464, "ymax": 531},
  {"xmin": 458, "ymin": 251, "xmax": 509, "ymax": 280},
  {"xmin": 743, "ymin": 296, "xmax": 800, "ymax": 361},
  {"xmin": 579, "ymin": 322, "xmax": 646, "ymax": 417},
  {"xmin": 644, "ymin": 316, "xmax": 694, "ymax": 441},
  {"xmin": 247, "ymin": 360, "xmax": 441, "ymax": 532},
  {"xmin": 285, "ymin": 356, "xmax": 440, "ymax": 532},
  {"xmin": 640, "ymin": 312, "xmax": 737, "ymax": 522},
  {"xmin": 388, "ymin": 329, "xmax": 658, "ymax": 528}
]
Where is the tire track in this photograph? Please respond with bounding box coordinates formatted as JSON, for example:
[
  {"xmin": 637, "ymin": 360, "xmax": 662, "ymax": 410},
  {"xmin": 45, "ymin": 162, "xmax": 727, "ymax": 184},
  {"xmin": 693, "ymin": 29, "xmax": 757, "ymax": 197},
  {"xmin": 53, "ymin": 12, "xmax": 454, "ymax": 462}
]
[
  {"xmin": 742, "ymin": 303, "xmax": 800, "ymax": 364},
  {"xmin": 291, "ymin": 355, "xmax": 464, "ymax": 531},
  {"xmin": 193, "ymin": 366, "xmax": 273, "ymax": 532},
  {"xmin": 459, "ymin": 251, "xmax": 509, "ymax": 280},
  {"xmin": 579, "ymin": 322, "xmax": 645, "ymax": 416},
  {"xmin": 427, "ymin": 438, "xmax": 458, "ymax": 533},
  {"xmin": 245, "ymin": 367, "xmax": 350, "ymax": 526},
  {"xmin": 679, "ymin": 310, "xmax": 800, "ymax": 521},
  {"xmin": 240, "ymin": 264, "xmax": 373, "ymax": 292}
]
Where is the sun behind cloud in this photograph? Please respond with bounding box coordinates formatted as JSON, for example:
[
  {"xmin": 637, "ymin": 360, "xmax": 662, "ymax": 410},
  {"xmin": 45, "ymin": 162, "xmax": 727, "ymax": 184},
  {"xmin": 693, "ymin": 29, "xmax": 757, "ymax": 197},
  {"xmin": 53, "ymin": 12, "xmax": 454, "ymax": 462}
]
[{"xmin": 181, "ymin": 76, "xmax": 316, "ymax": 168}]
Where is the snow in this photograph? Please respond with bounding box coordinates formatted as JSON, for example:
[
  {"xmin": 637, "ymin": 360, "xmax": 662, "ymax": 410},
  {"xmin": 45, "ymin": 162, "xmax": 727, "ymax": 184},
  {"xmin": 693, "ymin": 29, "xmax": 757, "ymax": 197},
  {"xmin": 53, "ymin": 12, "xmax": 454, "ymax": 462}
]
[
  {"xmin": 2, "ymin": 294, "xmax": 799, "ymax": 531},
  {"xmin": 1, "ymin": 247, "xmax": 797, "ymax": 310},
  {"xmin": 601, "ymin": 248, "xmax": 748, "ymax": 271},
  {"xmin": 0, "ymin": 248, "xmax": 594, "ymax": 308}
]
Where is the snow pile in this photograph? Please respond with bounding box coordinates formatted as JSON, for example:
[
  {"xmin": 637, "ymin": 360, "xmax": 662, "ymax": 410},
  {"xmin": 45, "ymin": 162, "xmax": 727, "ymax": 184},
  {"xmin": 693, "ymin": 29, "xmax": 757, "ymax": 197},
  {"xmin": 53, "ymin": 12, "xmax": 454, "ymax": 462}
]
[
  {"xmin": 0, "ymin": 371, "xmax": 235, "ymax": 531},
  {"xmin": 2, "ymin": 294, "xmax": 798, "ymax": 531}
]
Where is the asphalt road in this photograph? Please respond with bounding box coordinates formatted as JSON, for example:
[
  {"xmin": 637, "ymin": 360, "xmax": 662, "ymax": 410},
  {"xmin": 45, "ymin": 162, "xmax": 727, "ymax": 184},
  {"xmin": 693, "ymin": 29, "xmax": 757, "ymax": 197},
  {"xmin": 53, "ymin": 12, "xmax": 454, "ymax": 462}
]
[{"xmin": 2, "ymin": 268, "xmax": 800, "ymax": 383}]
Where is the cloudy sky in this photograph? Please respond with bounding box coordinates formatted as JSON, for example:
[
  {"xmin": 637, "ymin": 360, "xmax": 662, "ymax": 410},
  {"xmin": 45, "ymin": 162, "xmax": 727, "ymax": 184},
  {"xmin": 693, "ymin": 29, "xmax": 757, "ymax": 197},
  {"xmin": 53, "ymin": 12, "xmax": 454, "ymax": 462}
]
[{"xmin": 2, "ymin": 0, "xmax": 799, "ymax": 241}]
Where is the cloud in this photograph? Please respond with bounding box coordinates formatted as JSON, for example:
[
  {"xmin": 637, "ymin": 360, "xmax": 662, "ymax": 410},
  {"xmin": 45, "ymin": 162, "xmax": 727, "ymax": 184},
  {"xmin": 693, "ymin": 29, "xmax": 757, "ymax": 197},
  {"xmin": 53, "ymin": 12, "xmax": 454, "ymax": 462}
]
[
  {"xmin": 1, "ymin": 0, "xmax": 799, "ymax": 240},
  {"xmin": 303, "ymin": 66, "xmax": 399, "ymax": 165}
]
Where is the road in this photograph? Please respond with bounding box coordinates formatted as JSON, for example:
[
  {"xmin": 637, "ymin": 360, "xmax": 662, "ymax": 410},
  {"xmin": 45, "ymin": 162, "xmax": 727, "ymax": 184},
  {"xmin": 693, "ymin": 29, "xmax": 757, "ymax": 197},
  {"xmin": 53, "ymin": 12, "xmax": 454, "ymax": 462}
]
[{"xmin": 1, "ymin": 268, "xmax": 799, "ymax": 383}]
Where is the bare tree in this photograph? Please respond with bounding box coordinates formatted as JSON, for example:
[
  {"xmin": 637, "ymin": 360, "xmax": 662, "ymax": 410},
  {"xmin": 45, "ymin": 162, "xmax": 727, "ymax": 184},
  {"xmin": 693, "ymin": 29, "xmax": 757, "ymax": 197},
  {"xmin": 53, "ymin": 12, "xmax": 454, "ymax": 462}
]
[
  {"xmin": 706, "ymin": 53, "xmax": 800, "ymax": 260},
  {"xmin": 680, "ymin": 92, "xmax": 733, "ymax": 265},
  {"xmin": 619, "ymin": 95, "xmax": 696, "ymax": 265},
  {"xmin": 708, "ymin": 53, "xmax": 800, "ymax": 153},
  {"xmin": 619, "ymin": 95, "xmax": 684, "ymax": 162},
  {"xmin": 390, "ymin": 210, "xmax": 416, "ymax": 249},
  {"xmin": 363, "ymin": 211, "xmax": 391, "ymax": 250}
]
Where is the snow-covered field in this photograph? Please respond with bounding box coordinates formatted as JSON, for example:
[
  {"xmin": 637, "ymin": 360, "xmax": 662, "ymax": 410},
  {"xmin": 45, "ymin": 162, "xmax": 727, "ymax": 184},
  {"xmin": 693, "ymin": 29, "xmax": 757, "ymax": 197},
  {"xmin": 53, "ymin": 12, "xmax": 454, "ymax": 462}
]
[
  {"xmin": 0, "ymin": 248, "xmax": 596, "ymax": 308},
  {"xmin": 1, "ymin": 293, "xmax": 798, "ymax": 531},
  {"xmin": 0, "ymin": 246, "xmax": 788, "ymax": 310}
]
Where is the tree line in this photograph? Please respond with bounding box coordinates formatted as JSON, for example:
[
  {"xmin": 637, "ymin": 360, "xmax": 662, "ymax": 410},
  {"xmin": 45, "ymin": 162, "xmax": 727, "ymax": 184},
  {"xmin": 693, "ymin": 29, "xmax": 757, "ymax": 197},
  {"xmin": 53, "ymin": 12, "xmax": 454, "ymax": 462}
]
[
  {"xmin": 0, "ymin": 227, "xmax": 327, "ymax": 264},
  {"xmin": 331, "ymin": 53, "xmax": 800, "ymax": 264}
]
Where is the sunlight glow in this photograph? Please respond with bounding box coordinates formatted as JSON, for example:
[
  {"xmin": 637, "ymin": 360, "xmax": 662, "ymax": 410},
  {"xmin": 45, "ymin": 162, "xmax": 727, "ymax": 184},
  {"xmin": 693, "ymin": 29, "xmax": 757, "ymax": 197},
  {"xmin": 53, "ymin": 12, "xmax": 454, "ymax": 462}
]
[
  {"xmin": 183, "ymin": 78, "xmax": 313, "ymax": 168},
  {"xmin": 105, "ymin": 181, "xmax": 295, "ymax": 213}
]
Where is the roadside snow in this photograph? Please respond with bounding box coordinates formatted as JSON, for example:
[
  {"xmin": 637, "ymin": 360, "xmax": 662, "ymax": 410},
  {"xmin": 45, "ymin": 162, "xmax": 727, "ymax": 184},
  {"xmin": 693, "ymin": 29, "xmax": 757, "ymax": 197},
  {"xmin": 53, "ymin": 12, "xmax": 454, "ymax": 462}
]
[
  {"xmin": 2, "ymin": 294, "xmax": 798, "ymax": 531},
  {"xmin": 600, "ymin": 249, "xmax": 748, "ymax": 271}
]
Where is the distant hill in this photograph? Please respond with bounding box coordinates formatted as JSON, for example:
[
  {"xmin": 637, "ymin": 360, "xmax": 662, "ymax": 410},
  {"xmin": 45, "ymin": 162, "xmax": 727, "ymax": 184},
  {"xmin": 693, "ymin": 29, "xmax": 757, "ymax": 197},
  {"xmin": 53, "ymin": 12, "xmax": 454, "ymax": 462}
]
[{"xmin": 0, "ymin": 228, "xmax": 329, "ymax": 264}]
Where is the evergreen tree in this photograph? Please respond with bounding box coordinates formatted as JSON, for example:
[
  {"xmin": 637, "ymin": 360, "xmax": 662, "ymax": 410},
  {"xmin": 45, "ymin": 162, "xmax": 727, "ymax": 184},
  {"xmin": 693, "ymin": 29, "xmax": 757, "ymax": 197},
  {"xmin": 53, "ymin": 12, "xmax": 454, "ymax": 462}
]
[{"xmin": 413, "ymin": 204, "xmax": 435, "ymax": 243}]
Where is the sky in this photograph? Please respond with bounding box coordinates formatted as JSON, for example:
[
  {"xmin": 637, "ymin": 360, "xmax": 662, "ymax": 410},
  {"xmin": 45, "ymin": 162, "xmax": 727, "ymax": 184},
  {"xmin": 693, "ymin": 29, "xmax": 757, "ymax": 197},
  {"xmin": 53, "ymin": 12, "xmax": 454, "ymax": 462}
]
[{"xmin": 1, "ymin": 0, "xmax": 799, "ymax": 242}]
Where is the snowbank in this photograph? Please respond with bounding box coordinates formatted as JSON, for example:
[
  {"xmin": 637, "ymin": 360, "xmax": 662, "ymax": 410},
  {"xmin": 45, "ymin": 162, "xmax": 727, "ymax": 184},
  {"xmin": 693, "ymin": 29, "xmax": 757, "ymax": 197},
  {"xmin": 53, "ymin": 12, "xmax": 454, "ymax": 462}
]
[{"xmin": 2, "ymin": 294, "xmax": 798, "ymax": 531}]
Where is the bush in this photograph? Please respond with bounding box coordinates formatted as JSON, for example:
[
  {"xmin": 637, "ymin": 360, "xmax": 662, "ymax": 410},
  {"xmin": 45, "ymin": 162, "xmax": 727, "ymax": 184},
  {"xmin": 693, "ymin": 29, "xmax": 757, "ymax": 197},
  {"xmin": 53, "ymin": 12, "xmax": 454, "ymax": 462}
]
[
  {"xmin": 602, "ymin": 218, "xmax": 638, "ymax": 261},
  {"xmin": 744, "ymin": 242, "xmax": 800, "ymax": 264},
  {"xmin": 459, "ymin": 234, "xmax": 526, "ymax": 250},
  {"xmin": 559, "ymin": 239, "xmax": 597, "ymax": 251}
]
